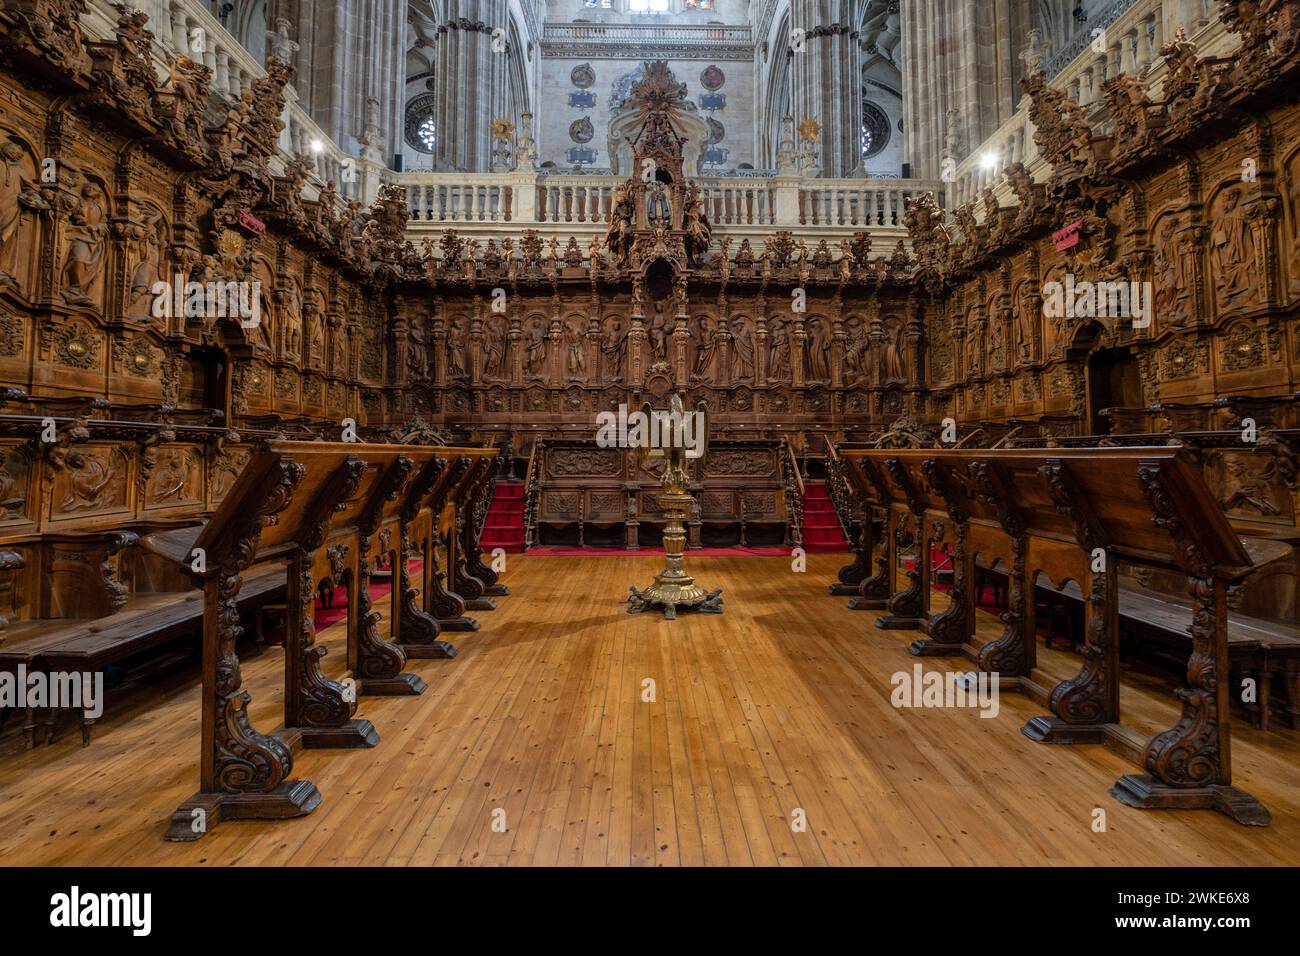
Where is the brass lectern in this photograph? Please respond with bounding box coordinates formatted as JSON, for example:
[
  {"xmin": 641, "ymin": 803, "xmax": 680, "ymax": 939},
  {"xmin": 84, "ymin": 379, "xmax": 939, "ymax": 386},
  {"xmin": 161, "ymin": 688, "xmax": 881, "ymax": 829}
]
[{"xmin": 627, "ymin": 395, "xmax": 723, "ymax": 619}]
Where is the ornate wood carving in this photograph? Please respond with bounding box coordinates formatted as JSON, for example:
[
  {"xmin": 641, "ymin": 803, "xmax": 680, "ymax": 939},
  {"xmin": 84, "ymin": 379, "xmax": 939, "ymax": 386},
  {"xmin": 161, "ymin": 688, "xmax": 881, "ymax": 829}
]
[{"xmin": 969, "ymin": 460, "xmax": 1030, "ymax": 676}]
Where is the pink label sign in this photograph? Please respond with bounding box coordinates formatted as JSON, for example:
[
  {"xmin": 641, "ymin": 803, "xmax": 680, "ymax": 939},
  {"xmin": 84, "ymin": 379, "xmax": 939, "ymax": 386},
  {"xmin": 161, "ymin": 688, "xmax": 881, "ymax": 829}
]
[
  {"xmin": 236, "ymin": 210, "xmax": 266, "ymax": 234},
  {"xmin": 1053, "ymin": 220, "xmax": 1083, "ymax": 251}
]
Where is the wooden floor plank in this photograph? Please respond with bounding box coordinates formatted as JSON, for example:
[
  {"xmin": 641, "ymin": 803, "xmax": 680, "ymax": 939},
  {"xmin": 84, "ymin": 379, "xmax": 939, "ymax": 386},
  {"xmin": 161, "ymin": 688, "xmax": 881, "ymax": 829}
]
[{"xmin": 2, "ymin": 554, "xmax": 1299, "ymax": 867}]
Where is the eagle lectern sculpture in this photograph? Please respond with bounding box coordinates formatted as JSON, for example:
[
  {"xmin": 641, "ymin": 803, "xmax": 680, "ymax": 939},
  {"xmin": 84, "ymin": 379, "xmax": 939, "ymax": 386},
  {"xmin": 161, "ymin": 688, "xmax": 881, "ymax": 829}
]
[{"xmin": 627, "ymin": 394, "xmax": 723, "ymax": 619}]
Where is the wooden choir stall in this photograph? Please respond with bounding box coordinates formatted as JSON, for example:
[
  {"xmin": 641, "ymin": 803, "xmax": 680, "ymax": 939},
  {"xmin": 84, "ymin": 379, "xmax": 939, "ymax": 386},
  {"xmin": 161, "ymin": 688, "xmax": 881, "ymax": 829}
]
[
  {"xmin": 166, "ymin": 440, "xmax": 499, "ymax": 841},
  {"xmin": 834, "ymin": 444, "xmax": 1271, "ymax": 826}
]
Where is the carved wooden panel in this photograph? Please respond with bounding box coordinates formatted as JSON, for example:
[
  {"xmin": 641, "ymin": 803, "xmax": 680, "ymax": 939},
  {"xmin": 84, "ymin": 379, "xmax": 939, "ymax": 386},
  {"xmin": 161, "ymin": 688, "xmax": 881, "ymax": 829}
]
[{"xmin": 50, "ymin": 446, "xmax": 130, "ymax": 520}]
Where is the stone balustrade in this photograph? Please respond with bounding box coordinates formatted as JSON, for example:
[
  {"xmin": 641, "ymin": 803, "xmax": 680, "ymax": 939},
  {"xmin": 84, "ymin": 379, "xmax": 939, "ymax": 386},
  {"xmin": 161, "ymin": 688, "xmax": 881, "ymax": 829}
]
[
  {"xmin": 948, "ymin": 0, "xmax": 1234, "ymax": 211},
  {"xmin": 83, "ymin": 0, "xmax": 379, "ymax": 203},
  {"xmin": 393, "ymin": 170, "xmax": 947, "ymax": 248}
]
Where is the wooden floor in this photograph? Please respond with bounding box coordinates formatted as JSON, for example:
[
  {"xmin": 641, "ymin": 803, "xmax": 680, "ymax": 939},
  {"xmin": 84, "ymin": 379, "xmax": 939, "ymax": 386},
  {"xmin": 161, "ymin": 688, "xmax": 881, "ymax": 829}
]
[{"xmin": 2, "ymin": 553, "xmax": 1299, "ymax": 866}]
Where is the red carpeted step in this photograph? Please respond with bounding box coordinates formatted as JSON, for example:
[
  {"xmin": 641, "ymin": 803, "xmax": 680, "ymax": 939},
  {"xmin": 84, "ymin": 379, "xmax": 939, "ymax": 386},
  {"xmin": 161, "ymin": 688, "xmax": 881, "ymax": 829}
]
[
  {"xmin": 480, "ymin": 481, "xmax": 527, "ymax": 552},
  {"xmin": 800, "ymin": 481, "xmax": 847, "ymax": 551}
]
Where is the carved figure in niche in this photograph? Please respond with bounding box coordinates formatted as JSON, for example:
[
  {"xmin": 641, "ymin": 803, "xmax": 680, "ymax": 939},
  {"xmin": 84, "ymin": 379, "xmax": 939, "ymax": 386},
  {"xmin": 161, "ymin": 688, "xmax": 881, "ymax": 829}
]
[
  {"xmin": 0, "ymin": 449, "xmax": 28, "ymax": 520},
  {"xmin": 843, "ymin": 316, "xmax": 867, "ymax": 384},
  {"xmin": 448, "ymin": 319, "xmax": 468, "ymax": 380},
  {"xmin": 330, "ymin": 324, "xmax": 347, "ymax": 372},
  {"xmin": 1284, "ymin": 155, "xmax": 1300, "ymax": 289},
  {"xmin": 247, "ymin": 279, "xmax": 273, "ymax": 350},
  {"xmin": 988, "ymin": 314, "xmax": 1005, "ymax": 370},
  {"xmin": 805, "ymin": 317, "xmax": 830, "ymax": 383},
  {"xmin": 525, "ymin": 317, "xmax": 548, "ymax": 381},
  {"xmin": 60, "ymin": 183, "xmax": 109, "ymax": 305},
  {"xmin": 304, "ymin": 290, "xmax": 324, "ymax": 365},
  {"xmin": 484, "ymin": 314, "xmax": 507, "ymax": 381},
  {"xmin": 1221, "ymin": 456, "xmax": 1281, "ymax": 516},
  {"xmin": 600, "ymin": 316, "xmax": 625, "ymax": 383},
  {"xmin": 683, "ymin": 181, "xmax": 711, "ymax": 264},
  {"xmin": 1210, "ymin": 187, "xmax": 1257, "ymax": 309},
  {"xmin": 645, "ymin": 180, "xmax": 671, "ymax": 226},
  {"xmin": 647, "ymin": 301, "xmax": 670, "ymax": 363},
  {"xmin": 0, "ymin": 138, "xmax": 46, "ymax": 289},
  {"xmin": 731, "ymin": 315, "xmax": 754, "ymax": 382},
  {"xmin": 604, "ymin": 184, "xmax": 634, "ymax": 265},
  {"xmin": 281, "ymin": 284, "xmax": 302, "ymax": 358},
  {"xmin": 124, "ymin": 206, "xmax": 165, "ymax": 323},
  {"xmin": 882, "ymin": 314, "xmax": 906, "ymax": 384},
  {"xmin": 565, "ymin": 317, "xmax": 587, "ymax": 381},
  {"xmin": 1015, "ymin": 287, "xmax": 1038, "ymax": 360},
  {"xmin": 407, "ymin": 314, "xmax": 430, "ymax": 379},
  {"xmin": 768, "ymin": 318, "xmax": 791, "ymax": 382},
  {"xmin": 1153, "ymin": 217, "xmax": 1194, "ymax": 328},
  {"xmin": 692, "ymin": 315, "xmax": 718, "ymax": 380}
]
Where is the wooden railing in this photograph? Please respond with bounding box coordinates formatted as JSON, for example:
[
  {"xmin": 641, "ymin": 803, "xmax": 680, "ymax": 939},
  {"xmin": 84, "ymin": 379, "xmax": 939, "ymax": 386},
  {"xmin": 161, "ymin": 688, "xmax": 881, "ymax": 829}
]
[
  {"xmin": 522, "ymin": 440, "xmax": 542, "ymax": 551},
  {"xmin": 781, "ymin": 439, "xmax": 805, "ymax": 549},
  {"xmin": 474, "ymin": 447, "xmax": 500, "ymax": 540},
  {"xmin": 823, "ymin": 441, "xmax": 858, "ymax": 543}
]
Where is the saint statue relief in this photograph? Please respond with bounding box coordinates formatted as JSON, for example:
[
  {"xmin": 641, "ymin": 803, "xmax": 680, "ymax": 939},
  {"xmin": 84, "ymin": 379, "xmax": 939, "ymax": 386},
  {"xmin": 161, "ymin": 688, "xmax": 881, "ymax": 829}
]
[
  {"xmin": 565, "ymin": 317, "xmax": 587, "ymax": 382},
  {"xmin": 1210, "ymin": 187, "xmax": 1256, "ymax": 309},
  {"xmin": 692, "ymin": 315, "xmax": 718, "ymax": 380},
  {"xmin": 600, "ymin": 315, "xmax": 625, "ymax": 384},
  {"xmin": 882, "ymin": 315, "xmax": 907, "ymax": 384},
  {"xmin": 525, "ymin": 318, "xmax": 548, "ymax": 381},
  {"xmin": 730, "ymin": 315, "xmax": 754, "ymax": 382},
  {"xmin": 125, "ymin": 207, "xmax": 165, "ymax": 323},
  {"xmin": 768, "ymin": 318, "xmax": 791, "ymax": 382},
  {"xmin": 61, "ymin": 182, "xmax": 109, "ymax": 305},
  {"xmin": 0, "ymin": 138, "xmax": 46, "ymax": 290},
  {"xmin": 805, "ymin": 317, "xmax": 831, "ymax": 383}
]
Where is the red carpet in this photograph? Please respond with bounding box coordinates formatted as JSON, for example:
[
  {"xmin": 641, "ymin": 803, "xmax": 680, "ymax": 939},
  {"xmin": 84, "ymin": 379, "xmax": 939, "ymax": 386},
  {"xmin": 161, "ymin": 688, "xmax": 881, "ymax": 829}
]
[
  {"xmin": 264, "ymin": 559, "xmax": 421, "ymax": 644},
  {"xmin": 480, "ymin": 481, "xmax": 525, "ymax": 552},
  {"xmin": 526, "ymin": 545, "xmax": 795, "ymax": 556},
  {"xmin": 802, "ymin": 481, "xmax": 848, "ymax": 552}
]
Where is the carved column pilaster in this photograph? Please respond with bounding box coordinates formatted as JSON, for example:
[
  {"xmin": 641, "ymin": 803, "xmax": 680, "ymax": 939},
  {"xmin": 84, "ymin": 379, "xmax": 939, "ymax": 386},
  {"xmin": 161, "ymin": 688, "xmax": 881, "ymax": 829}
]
[
  {"xmin": 389, "ymin": 294, "xmax": 409, "ymax": 390},
  {"xmin": 790, "ymin": 317, "xmax": 807, "ymax": 387},
  {"xmin": 508, "ymin": 298, "xmax": 523, "ymax": 386},
  {"xmin": 830, "ymin": 295, "xmax": 845, "ymax": 389},
  {"xmin": 431, "ymin": 303, "xmax": 447, "ymax": 387},
  {"xmin": 468, "ymin": 294, "xmax": 484, "ymax": 386}
]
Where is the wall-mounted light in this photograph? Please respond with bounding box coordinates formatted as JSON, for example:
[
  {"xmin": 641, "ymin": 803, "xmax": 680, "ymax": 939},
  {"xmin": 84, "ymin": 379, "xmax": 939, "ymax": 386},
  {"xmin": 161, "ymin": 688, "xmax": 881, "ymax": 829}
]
[
  {"xmin": 980, "ymin": 152, "xmax": 998, "ymax": 170},
  {"xmin": 310, "ymin": 138, "xmax": 324, "ymax": 154},
  {"xmin": 1072, "ymin": 4, "xmax": 1088, "ymax": 23}
]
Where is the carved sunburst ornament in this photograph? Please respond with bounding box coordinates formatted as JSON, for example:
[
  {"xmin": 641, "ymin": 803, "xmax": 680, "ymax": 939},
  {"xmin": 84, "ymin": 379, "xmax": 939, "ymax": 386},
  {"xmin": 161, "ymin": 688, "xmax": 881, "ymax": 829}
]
[
  {"xmin": 798, "ymin": 119, "xmax": 821, "ymax": 142},
  {"xmin": 491, "ymin": 119, "xmax": 515, "ymax": 142}
]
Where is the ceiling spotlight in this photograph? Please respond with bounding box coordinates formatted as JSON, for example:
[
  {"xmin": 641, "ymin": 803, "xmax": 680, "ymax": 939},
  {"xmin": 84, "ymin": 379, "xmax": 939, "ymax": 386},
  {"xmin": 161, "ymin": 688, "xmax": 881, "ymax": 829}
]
[{"xmin": 1072, "ymin": 4, "xmax": 1088, "ymax": 22}]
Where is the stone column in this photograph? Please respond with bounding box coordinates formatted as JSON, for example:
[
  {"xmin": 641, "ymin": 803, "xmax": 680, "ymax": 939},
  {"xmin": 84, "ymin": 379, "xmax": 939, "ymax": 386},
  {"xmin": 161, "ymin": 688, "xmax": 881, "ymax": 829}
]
[
  {"xmin": 433, "ymin": 0, "xmax": 512, "ymax": 172},
  {"xmin": 788, "ymin": 2, "xmax": 861, "ymax": 177},
  {"xmin": 276, "ymin": 0, "xmax": 408, "ymax": 162}
]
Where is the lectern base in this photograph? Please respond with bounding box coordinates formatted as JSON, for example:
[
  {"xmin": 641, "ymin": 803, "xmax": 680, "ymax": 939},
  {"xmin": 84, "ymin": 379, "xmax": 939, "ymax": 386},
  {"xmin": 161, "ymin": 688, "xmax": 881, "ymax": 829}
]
[{"xmin": 627, "ymin": 582, "xmax": 723, "ymax": 621}]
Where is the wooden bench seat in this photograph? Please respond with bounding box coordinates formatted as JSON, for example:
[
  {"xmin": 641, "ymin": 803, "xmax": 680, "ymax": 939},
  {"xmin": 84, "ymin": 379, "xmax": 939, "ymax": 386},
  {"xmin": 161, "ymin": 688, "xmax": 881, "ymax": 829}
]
[
  {"xmin": 1015, "ymin": 574, "xmax": 1300, "ymax": 730},
  {"xmin": 1113, "ymin": 588, "xmax": 1300, "ymax": 731},
  {"xmin": 0, "ymin": 562, "xmax": 285, "ymax": 748}
]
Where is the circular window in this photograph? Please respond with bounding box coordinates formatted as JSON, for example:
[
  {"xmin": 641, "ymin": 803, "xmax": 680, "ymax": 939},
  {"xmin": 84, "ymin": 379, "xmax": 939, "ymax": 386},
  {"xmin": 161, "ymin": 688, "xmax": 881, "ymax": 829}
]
[
  {"xmin": 404, "ymin": 93, "xmax": 438, "ymax": 154},
  {"xmin": 861, "ymin": 101, "xmax": 891, "ymax": 160}
]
